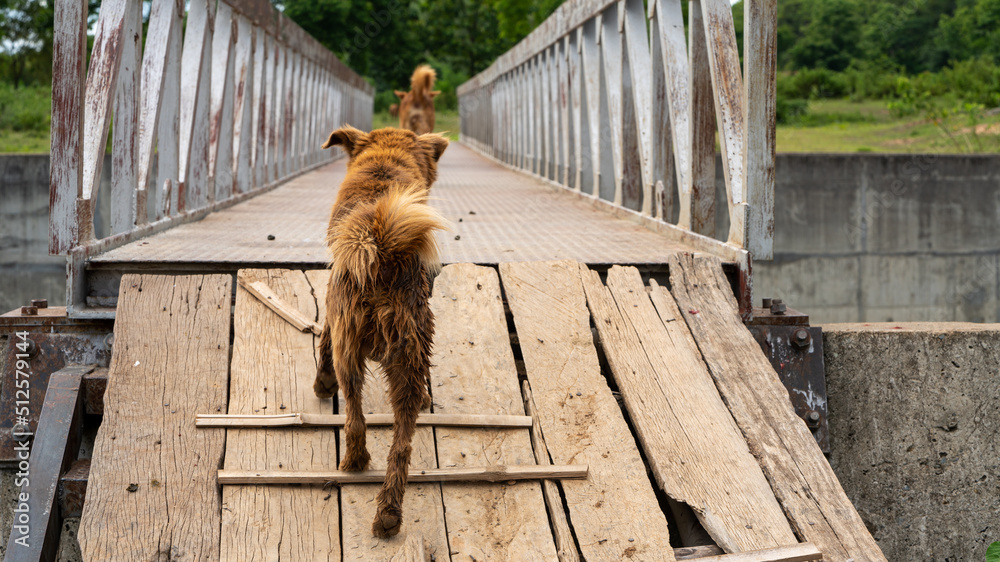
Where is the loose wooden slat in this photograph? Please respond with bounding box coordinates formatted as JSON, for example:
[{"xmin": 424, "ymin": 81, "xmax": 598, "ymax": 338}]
[
  {"xmin": 49, "ymin": 0, "xmax": 87, "ymax": 253},
  {"xmin": 699, "ymin": 0, "xmax": 747, "ymax": 247},
  {"xmin": 743, "ymin": 0, "xmax": 777, "ymax": 260},
  {"xmin": 694, "ymin": 543, "xmax": 822, "ymax": 562},
  {"xmin": 220, "ymin": 269, "xmax": 339, "ymax": 561},
  {"xmin": 196, "ymin": 412, "xmax": 533, "ymax": 428},
  {"xmin": 78, "ymin": 274, "xmax": 232, "ymax": 560},
  {"xmin": 219, "ymin": 465, "xmax": 589, "ymax": 485},
  {"xmin": 503, "ymin": 260, "xmax": 674, "ymax": 561},
  {"xmin": 237, "ymin": 275, "xmax": 322, "ymax": 334},
  {"xmin": 431, "ymin": 264, "xmax": 559, "ymax": 560},
  {"xmin": 110, "ymin": 0, "xmax": 141, "ymax": 235},
  {"xmin": 668, "ymin": 254, "xmax": 886, "ymax": 561},
  {"xmin": 522, "ymin": 381, "xmax": 581, "ymax": 562},
  {"xmin": 580, "ymin": 263, "xmax": 798, "ymax": 552},
  {"xmin": 689, "ymin": 0, "xmax": 717, "ymax": 237}
]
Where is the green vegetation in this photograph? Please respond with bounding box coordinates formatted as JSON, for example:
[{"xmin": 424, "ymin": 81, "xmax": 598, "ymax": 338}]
[
  {"xmin": 373, "ymin": 110, "xmax": 459, "ymax": 141},
  {"xmin": 0, "ymin": 83, "xmax": 50, "ymax": 152},
  {"xmin": 988, "ymin": 541, "xmax": 1000, "ymax": 562}
]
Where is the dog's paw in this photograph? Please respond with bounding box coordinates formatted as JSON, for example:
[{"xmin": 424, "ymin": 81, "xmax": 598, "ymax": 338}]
[
  {"xmin": 372, "ymin": 508, "xmax": 402, "ymax": 538},
  {"xmin": 339, "ymin": 449, "xmax": 371, "ymax": 472},
  {"xmin": 420, "ymin": 391, "xmax": 432, "ymax": 410},
  {"xmin": 313, "ymin": 377, "xmax": 338, "ymax": 399}
]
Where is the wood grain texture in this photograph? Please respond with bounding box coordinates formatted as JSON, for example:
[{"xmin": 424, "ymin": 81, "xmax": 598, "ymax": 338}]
[
  {"xmin": 742, "ymin": 0, "xmax": 776, "ymax": 260},
  {"xmin": 694, "ymin": 543, "xmax": 822, "ymax": 562},
  {"xmin": 653, "ymin": 0, "xmax": 693, "ymax": 226},
  {"xmin": 179, "ymin": 0, "xmax": 213, "ymax": 211},
  {"xmin": 622, "ymin": 0, "xmax": 654, "ymax": 216},
  {"xmin": 208, "ymin": 0, "xmax": 236, "ymax": 201},
  {"xmin": 688, "ymin": 0, "xmax": 717, "ymax": 238},
  {"xmin": 156, "ymin": 5, "xmax": 183, "ymax": 219},
  {"xmin": 218, "ymin": 465, "xmax": 589, "ymax": 484},
  {"xmin": 668, "ymin": 253, "xmax": 886, "ymax": 561},
  {"xmin": 196, "ymin": 412, "xmax": 532, "ymax": 428},
  {"xmin": 502, "ymin": 260, "xmax": 675, "ymax": 561},
  {"xmin": 220, "ymin": 269, "xmax": 339, "ymax": 561},
  {"xmin": 49, "ymin": 0, "xmax": 88, "ymax": 253},
  {"xmin": 580, "ymin": 263, "xmax": 797, "ymax": 552},
  {"xmin": 430, "ymin": 264, "xmax": 558, "ymax": 561},
  {"xmin": 79, "ymin": 274, "xmax": 232, "ymax": 560},
  {"xmin": 231, "ymin": 14, "xmax": 255, "ymax": 195},
  {"xmin": 522, "ymin": 381, "xmax": 581, "ymax": 562}
]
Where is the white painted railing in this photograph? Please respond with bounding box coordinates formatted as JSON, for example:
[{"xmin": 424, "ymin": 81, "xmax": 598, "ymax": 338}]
[
  {"xmin": 458, "ymin": 0, "xmax": 776, "ymax": 268},
  {"xmin": 49, "ymin": 0, "xmax": 372, "ymax": 314}
]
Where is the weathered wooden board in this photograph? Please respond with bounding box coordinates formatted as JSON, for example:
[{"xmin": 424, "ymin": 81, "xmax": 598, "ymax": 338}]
[
  {"xmin": 430, "ymin": 263, "xmax": 558, "ymax": 561},
  {"xmin": 218, "ymin": 465, "xmax": 589, "ymax": 484},
  {"xmin": 688, "ymin": 0, "xmax": 717, "ymax": 238},
  {"xmin": 668, "ymin": 254, "xmax": 886, "ymax": 561},
  {"xmin": 502, "ymin": 260, "xmax": 675, "ymax": 561},
  {"xmin": 220, "ymin": 269, "xmax": 339, "ymax": 561},
  {"xmin": 580, "ymin": 263, "xmax": 798, "ymax": 552},
  {"xmin": 79, "ymin": 274, "xmax": 232, "ymax": 560},
  {"xmin": 196, "ymin": 412, "xmax": 533, "ymax": 428},
  {"xmin": 742, "ymin": 0, "xmax": 777, "ymax": 260}
]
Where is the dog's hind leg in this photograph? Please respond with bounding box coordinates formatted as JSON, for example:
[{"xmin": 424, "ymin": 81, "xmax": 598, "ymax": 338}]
[
  {"xmin": 313, "ymin": 320, "xmax": 339, "ymax": 399},
  {"xmin": 336, "ymin": 343, "xmax": 371, "ymax": 472}
]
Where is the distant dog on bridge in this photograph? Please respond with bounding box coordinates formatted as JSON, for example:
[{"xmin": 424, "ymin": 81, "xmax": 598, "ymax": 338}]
[
  {"xmin": 395, "ymin": 65, "xmax": 440, "ymax": 135},
  {"xmin": 315, "ymin": 125, "xmax": 449, "ymax": 538}
]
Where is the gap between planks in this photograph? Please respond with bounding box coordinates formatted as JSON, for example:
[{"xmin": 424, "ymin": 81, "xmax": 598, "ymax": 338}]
[
  {"xmin": 218, "ymin": 464, "xmax": 589, "ymax": 484},
  {"xmin": 196, "ymin": 412, "xmax": 533, "ymax": 428}
]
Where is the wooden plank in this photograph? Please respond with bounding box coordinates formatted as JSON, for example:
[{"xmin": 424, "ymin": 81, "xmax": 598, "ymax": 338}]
[
  {"xmin": 238, "ymin": 275, "xmax": 322, "ymax": 334},
  {"xmin": 79, "ymin": 274, "xmax": 231, "ymax": 560},
  {"xmin": 48, "ymin": 0, "xmax": 88, "ymax": 254},
  {"xmin": 580, "ymin": 263, "xmax": 797, "ymax": 552},
  {"xmin": 689, "ymin": 0, "xmax": 717, "ymax": 237},
  {"xmin": 502, "ymin": 260, "xmax": 675, "ymax": 561},
  {"xmin": 110, "ymin": 0, "xmax": 141, "ymax": 235},
  {"xmin": 654, "ymin": 0, "xmax": 694, "ymax": 226},
  {"xmin": 742, "ymin": 0, "xmax": 777, "ymax": 260},
  {"xmin": 522, "ymin": 381, "xmax": 581, "ymax": 562},
  {"xmin": 304, "ymin": 270, "xmax": 447, "ymax": 562},
  {"xmin": 694, "ymin": 543, "xmax": 822, "ymax": 562},
  {"xmin": 220, "ymin": 269, "xmax": 339, "ymax": 561},
  {"xmin": 430, "ymin": 264, "xmax": 559, "ymax": 560},
  {"xmin": 668, "ymin": 253, "xmax": 887, "ymax": 561},
  {"xmin": 675, "ymin": 545, "xmax": 726, "ymax": 559},
  {"xmin": 219, "ymin": 465, "xmax": 589, "ymax": 484},
  {"xmin": 700, "ymin": 0, "xmax": 747, "ymax": 247},
  {"xmin": 196, "ymin": 412, "xmax": 533, "ymax": 428}
]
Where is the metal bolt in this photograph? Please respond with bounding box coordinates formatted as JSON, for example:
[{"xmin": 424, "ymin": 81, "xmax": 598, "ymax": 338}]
[
  {"xmin": 24, "ymin": 338, "xmax": 37, "ymax": 357},
  {"xmin": 12, "ymin": 421, "xmax": 32, "ymax": 439},
  {"xmin": 762, "ymin": 297, "xmax": 773, "ymax": 308},
  {"xmin": 792, "ymin": 329, "xmax": 811, "ymax": 349},
  {"xmin": 20, "ymin": 306, "xmax": 37, "ymax": 316},
  {"xmin": 770, "ymin": 300, "xmax": 787, "ymax": 315},
  {"xmin": 30, "ymin": 299, "xmax": 48, "ymax": 308},
  {"xmin": 104, "ymin": 333, "xmax": 116, "ymax": 351},
  {"xmin": 806, "ymin": 411, "xmax": 821, "ymax": 428}
]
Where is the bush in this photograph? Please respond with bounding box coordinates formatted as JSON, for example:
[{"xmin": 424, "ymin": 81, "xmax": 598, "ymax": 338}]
[
  {"xmin": 778, "ymin": 68, "xmax": 850, "ymax": 99},
  {"xmin": 0, "ymin": 83, "xmax": 50, "ymax": 132}
]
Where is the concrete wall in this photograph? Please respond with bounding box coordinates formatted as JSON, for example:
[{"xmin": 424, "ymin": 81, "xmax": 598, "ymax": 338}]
[
  {"xmin": 823, "ymin": 323, "xmax": 1000, "ymax": 561},
  {"xmin": 0, "ymin": 155, "xmax": 110, "ymax": 313},
  {"xmin": 730, "ymin": 154, "xmax": 1000, "ymax": 323}
]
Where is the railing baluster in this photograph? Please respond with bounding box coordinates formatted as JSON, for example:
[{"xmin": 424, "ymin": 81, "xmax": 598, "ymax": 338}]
[
  {"xmin": 157, "ymin": 3, "xmax": 183, "ymax": 220},
  {"xmin": 559, "ymin": 36, "xmax": 571, "ymax": 187},
  {"xmin": 110, "ymin": 0, "xmax": 141, "ymax": 235},
  {"xmin": 581, "ymin": 18, "xmax": 602, "ymax": 197},
  {"xmin": 209, "ymin": 1, "xmax": 236, "ymax": 201},
  {"xmin": 49, "ymin": 0, "xmax": 87, "ymax": 254},
  {"xmin": 600, "ymin": 7, "xmax": 625, "ymax": 206},
  {"xmin": 689, "ymin": 0, "xmax": 717, "ymax": 237},
  {"xmin": 232, "ymin": 14, "xmax": 255, "ymax": 195},
  {"xmin": 139, "ymin": 0, "xmax": 180, "ymax": 224},
  {"xmin": 622, "ymin": 0, "xmax": 653, "ymax": 216},
  {"xmin": 743, "ymin": 0, "xmax": 777, "ymax": 260},
  {"xmin": 650, "ymin": 1, "xmax": 673, "ymax": 221},
  {"xmin": 570, "ymin": 29, "xmax": 583, "ymax": 192},
  {"xmin": 179, "ymin": 0, "xmax": 214, "ymax": 211}
]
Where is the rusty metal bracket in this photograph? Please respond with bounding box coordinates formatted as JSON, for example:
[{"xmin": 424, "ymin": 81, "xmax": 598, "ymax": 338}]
[
  {"xmin": 747, "ymin": 304, "xmax": 829, "ymax": 453},
  {"xmin": 3, "ymin": 365, "xmax": 91, "ymax": 562}
]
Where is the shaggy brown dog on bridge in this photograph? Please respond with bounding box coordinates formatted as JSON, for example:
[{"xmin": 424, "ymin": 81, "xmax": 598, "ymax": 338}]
[
  {"xmin": 395, "ymin": 64, "xmax": 440, "ymax": 134},
  {"xmin": 315, "ymin": 125, "xmax": 449, "ymax": 538}
]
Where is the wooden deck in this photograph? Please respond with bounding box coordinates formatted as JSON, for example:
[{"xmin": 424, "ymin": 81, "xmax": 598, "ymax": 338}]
[
  {"xmin": 90, "ymin": 143, "xmax": 693, "ymax": 270},
  {"xmin": 76, "ymin": 255, "xmax": 881, "ymax": 561}
]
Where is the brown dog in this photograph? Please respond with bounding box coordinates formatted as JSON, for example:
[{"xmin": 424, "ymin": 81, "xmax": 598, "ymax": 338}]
[
  {"xmin": 315, "ymin": 125, "xmax": 449, "ymax": 538},
  {"xmin": 395, "ymin": 65, "xmax": 440, "ymax": 134}
]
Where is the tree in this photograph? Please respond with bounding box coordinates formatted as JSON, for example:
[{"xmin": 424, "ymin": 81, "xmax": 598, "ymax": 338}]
[
  {"xmin": 787, "ymin": 0, "xmax": 864, "ymax": 71},
  {"xmin": 0, "ymin": 0, "xmax": 53, "ymax": 87}
]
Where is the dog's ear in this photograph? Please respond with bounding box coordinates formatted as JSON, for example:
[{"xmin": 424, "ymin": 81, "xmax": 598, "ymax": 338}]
[
  {"xmin": 322, "ymin": 126, "xmax": 368, "ymax": 156},
  {"xmin": 418, "ymin": 133, "xmax": 449, "ymax": 162},
  {"xmin": 394, "ymin": 90, "xmax": 407, "ymax": 100},
  {"xmin": 430, "ymin": 90, "xmax": 441, "ymax": 98}
]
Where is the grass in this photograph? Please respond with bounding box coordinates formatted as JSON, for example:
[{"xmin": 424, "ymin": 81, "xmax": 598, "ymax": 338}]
[
  {"xmin": 372, "ymin": 109, "xmax": 459, "ymax": 141},
  {"xmin": 776, "ymin": 98, "xmax": 1000, "ymax": 153}
]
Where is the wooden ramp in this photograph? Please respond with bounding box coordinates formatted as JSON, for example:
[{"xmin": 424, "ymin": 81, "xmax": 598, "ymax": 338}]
[{"xmin": 79, "ymin": 260, "xmax": 883, "ymax": 561}]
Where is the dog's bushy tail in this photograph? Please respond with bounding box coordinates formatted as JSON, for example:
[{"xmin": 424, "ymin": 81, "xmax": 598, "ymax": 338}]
[
  {"xmin": 410, "ymin": 65, "xmax": 436, "ymax": 97},
  {"xmin": 328, "ymin": 184, "xmax": 446, "ymax": 288}
]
